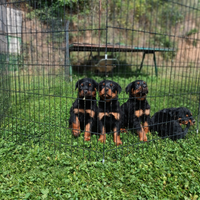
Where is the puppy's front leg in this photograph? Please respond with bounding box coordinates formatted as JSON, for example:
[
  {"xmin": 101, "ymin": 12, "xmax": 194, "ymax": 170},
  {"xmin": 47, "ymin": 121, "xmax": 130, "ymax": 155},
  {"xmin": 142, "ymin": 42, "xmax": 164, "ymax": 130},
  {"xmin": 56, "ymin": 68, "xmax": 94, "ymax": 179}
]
[
  {"xmin": 113, "ymin": 126, "xmax": 122, "ymax": 146},
  {"xmin": 71, "ymin": 116, "xmax": 81, "ymax": 137},
  {"xmin": 137, "ymin": 125, "xmax": 147, "ymax": 142},
  {"xmin": 143, "ymin": 110, "xmax": 151, "ymax": 134},
  {"xmin": 84, "ymin": 122, "xmax": 91, "ymax": 141},
  {"xmin": 98, "ymin": 124, "xmax": 106, "ymax": 143}
]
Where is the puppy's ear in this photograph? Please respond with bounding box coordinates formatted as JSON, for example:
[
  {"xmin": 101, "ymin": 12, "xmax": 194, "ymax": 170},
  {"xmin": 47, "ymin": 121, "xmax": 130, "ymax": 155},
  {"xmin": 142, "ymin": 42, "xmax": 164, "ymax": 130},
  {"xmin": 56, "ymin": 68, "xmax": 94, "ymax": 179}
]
[
  {"xmin": 162, "ymin": 109, "xmax": 167, "ymax": 113},
  {"xmin": 168, "ymin": 110, "xmax": 173, "ymax": 117},
  {"xmin": 125, "ymin": 82, "xmax": 133, "ymax": 94},
  {"xmin": 112, "ymin": 82, "xmax": 122, "ymax": 94},
  {"xmin": 75, "ymin": 80, "xmax": 80, "ymax": 90},
  {"xmin": 92, "ymin": 80, "xmax": 98, "ymax": 90},
  {"xmin": 116, "ymin": 84, "xmax": 122, "ymax": 94},
  {"xmin": 98, "ymin": 81, "xmax": 104, "ymax": 91}
]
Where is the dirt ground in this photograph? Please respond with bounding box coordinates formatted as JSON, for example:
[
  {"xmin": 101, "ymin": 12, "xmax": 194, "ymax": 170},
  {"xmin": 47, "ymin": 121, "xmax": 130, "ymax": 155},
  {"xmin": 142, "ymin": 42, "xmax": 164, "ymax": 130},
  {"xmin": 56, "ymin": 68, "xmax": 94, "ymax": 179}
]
[{"xmin": 18, "ymin": 10, "xmax": 200, "ymax": 75}]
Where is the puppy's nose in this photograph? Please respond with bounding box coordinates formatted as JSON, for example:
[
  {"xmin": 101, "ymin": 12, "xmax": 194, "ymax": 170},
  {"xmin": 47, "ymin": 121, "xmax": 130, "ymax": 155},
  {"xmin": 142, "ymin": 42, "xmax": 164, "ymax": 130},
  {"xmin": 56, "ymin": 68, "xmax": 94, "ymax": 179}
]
[
  {"xmin": 105, "ymin": 88, "xmax": 109, "ymax": 92},
  {"xmin": 192, "ymin": 119, "xmax": 195, "ymax": 124},
  {"xmin": 84, "ymin": 90, "xmax": 88, "ymax": 94}
]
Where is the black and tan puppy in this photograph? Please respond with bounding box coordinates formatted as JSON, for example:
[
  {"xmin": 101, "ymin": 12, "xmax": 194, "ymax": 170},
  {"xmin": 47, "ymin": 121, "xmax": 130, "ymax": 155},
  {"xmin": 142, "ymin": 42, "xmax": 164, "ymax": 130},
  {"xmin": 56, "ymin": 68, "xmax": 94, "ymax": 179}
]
[
  {"xmin": 121, "ymin": 80, "xmax": 151, "ymax": 141},
  {"xmin": 69, "ymin": 78, "xmax": 98, "ymax": 141},
  {"xmin": 98, "ymin": 80, "xmax": 122, "ymax": 146},
  {"xmin": 150, "ymin": 107, "xmax": 195, "ymax": 140}
]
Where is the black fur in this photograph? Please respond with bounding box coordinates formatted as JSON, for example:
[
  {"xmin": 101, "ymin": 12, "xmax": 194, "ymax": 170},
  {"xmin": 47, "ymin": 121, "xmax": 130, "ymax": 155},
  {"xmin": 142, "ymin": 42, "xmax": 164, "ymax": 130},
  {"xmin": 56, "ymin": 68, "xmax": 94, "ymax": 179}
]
[
  {"xmin": 150, "ymin": 107, "xmax": 195, "ymax": 140},
  {"xmin": 121, "ymin": 80, "xmax": 151, "ymax": 141},
  {"xmin": 69, "ymin": 78, "xmax": 98, "ymax": 140},
  {"xmin": 97, "ymin": 80, "xmax": 122, "ymax": 145}
]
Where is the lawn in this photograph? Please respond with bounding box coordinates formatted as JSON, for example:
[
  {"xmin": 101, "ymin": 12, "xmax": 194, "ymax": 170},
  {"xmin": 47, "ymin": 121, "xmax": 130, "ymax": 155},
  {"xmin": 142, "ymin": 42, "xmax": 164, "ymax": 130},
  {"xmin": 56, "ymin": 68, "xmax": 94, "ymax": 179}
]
[{"xmin": 0, "ymin": 66, "xmax": 200, "ymax": 199}]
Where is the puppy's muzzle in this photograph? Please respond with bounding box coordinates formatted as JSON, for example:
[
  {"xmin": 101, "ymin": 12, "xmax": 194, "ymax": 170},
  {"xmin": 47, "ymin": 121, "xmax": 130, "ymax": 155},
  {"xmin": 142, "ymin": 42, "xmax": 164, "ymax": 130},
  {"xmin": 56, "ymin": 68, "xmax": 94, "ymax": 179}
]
[
  {"xmin": 142, "ymin": 88, "xmax": 148, "ymax": 94},
  {"xmin": 105, "ymin": 87, "xmax": 109, "ymax": 93},
  {"xmin": 84, "ymin": 90, "xmax": 88, "ymax": 95}
]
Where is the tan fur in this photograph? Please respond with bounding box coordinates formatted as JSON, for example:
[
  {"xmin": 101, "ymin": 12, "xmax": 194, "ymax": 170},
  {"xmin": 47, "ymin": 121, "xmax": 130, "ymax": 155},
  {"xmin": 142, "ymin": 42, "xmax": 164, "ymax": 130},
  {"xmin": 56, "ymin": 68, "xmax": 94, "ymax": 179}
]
[
  {"xmin": 135, "ymin": 109, "xmax": 143, "ymax": 117},
  {"xmin": 113, "ymin": 127, "xmax": 122, "ymax": 146},
  {"xmin": 72, "ymin": 116, "xmax": 80, "ymax": 137},
  {"xmin": 74, "ymin": 108, "xmax": 95, "ymax": 118},
  {"xmin": 137, "ymin": 125, "xmax": 147, "ymax": 141},
  {"xmin": 84, "ymin": 123, "xmax": 91, "ymax": 141},
  {"xmin": 98, "ymin": 112, "xmax": 120, "ymax": 120},
  {"xmin": 98, "ymin": 126, "xmax": 106, "ymax": 143}
]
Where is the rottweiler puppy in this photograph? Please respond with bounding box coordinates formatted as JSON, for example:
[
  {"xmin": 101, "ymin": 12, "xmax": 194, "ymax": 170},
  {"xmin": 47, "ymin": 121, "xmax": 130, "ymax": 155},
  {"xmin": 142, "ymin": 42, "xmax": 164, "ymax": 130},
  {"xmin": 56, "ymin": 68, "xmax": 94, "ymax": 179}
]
[
  {"xmin": 98, "ymin": 80, "xmax": 122, "ymax": 146},
  {"xmin": 121, "ymin": 80, "xmax": 151, "ymax": 141},
  {"xmin": 150, "ymin": 107, "xmax": 195, "ymax": 140},
  {"xmin": 69, "ymin": 78, "xmax": 98, "ymax": 141}
]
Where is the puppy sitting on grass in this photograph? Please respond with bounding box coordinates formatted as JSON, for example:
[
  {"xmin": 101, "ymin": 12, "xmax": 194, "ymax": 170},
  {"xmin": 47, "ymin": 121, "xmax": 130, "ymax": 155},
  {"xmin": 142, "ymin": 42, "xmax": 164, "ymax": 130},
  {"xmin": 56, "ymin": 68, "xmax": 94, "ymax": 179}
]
[
  {"xmin": 69, "ymin": 78, "xmax": 98, "ymax": 141},
  {"xmin": 121, "ymin": 80, "xmax": 151, "ymax": 142},
  {"xmin": 98, "ymin": 80, "xmax": 123, "ymax": 146}
]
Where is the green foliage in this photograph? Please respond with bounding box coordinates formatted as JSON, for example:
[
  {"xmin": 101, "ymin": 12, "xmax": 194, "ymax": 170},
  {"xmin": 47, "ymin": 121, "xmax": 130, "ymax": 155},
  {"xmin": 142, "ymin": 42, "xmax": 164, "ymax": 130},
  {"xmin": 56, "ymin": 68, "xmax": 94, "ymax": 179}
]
[
  {"xmin": 0, "ymin": 133, "xmax": 200, "ymax": 199},
  {"xmin": 109, "ymin": 0, "xmax": 150, "ymax": 28},
  {"xmin": 53, "ymin": 0, "xmax": 90, "ymax": 9},
  {"xmin": 186, "ymin": 28, "xmax": 199, "ymax": 37},
  {"xmin": 151, "ymin": 34, "xmax": 177, "ymax": 60},
  {"xmin": 153, "ymin": 35, "xmax": 173, "ymax": 48},
  {"xmin": 26, "ymin": 0, "xmax": 91, "ymax": 21},
  {"xmin": 193, "ymin": 40, "xmax": 198, "ymax": 47},
  {"xmin": 159, "ymin": 4, "xmax": 184, "ymax": 27}
]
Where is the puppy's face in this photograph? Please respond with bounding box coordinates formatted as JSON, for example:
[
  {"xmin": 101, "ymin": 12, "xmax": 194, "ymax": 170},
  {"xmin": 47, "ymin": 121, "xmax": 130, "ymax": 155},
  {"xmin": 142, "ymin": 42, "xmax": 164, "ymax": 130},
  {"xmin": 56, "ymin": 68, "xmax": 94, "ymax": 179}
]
[
  {"xmin": 75, "ymin": 78, "xmax": 98, "ymax": 99},
  {"xmin": 126, "ymin": 80, "xmax": 148, "ymax": 100},
  {"xmin": 99, "ymin": 80, "xmax": 121, "ymax": 101},
  {"xmin": 175, "ymin": 107, "xmax": 195, "ymax": 126}
]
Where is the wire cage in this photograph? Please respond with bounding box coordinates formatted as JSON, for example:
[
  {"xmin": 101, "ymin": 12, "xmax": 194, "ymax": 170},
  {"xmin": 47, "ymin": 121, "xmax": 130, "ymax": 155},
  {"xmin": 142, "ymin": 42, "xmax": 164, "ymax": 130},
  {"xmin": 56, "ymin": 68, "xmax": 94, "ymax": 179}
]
[{"xmin": 0, "ymin": 0, "xmax": 200, "ymax": 161}]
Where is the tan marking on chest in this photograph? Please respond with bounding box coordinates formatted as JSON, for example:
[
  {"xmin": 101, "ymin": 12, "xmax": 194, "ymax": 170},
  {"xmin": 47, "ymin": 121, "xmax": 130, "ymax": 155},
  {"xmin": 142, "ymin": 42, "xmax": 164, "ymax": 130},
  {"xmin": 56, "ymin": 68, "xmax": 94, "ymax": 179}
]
[
  {"xmin": 98, "ymin": 112, "xmax": 107, "ymax": 120},
  {"xmin": 135, "ymin": 109, "xmax": 150, "ymax": 117},
  {"xmin": 144, "ymin": 109, "xmax": 150, "ymax": 115},
  {"xmin": 74, "ymin": 108, "xmax": 95, "ymax": 118},
  {"xmin": 85, "ymin": 110, "xmax": 95, "ymax": 118},
  {"xmin": 98, "ymin": 112, "xmax": 120, "ymax": 120},
  {"xmin": 110, "ymin": 112, "xmax": 120, "ymax": 120},
  {"xmin": 135, "ymin": 109, "xmax": 143, "ymax": 117},
  {"xmin": 74, "ymin": 108, "xmax": 84, "ymax": 114}
]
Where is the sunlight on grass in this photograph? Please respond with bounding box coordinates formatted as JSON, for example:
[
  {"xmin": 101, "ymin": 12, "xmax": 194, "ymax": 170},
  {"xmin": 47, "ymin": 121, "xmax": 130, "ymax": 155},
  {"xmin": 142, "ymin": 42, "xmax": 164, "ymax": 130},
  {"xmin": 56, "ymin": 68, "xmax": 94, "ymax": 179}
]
[{"xmin": 0, "ymin": 67, "xmax": 199, "ymax": 163}]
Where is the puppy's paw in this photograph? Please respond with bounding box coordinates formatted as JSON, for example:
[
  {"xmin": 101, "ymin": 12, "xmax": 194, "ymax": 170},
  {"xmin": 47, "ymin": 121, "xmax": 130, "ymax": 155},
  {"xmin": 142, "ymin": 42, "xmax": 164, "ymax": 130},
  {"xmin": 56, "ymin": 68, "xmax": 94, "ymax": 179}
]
[
  {"xmin": 72, "ymin": 129, "xmax": 80, "ymax": 137},
  {"xmin": 120, "ymin": 128, "xmax": 128, "ymax": 133},
  {"xmin": 116, "ymin": 140, "xmax": 123, "ymax": 146},
  {"xmin": 98, "ymin": 135, "xmax": 106, "ymax": 143},
  {"xmin": 84, "ymin": 132, "xmax": 91, "ymax": 141}
]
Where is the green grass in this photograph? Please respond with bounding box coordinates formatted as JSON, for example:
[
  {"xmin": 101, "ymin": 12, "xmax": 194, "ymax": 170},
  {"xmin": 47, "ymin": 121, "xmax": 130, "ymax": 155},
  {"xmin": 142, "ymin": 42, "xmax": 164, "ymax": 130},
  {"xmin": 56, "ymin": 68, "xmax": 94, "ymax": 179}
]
[
  {"xmin": 1, "ymin": 135, "xmax": 200, "ymax": 199},
  {"xmin": 0, "ymin": 67, "xmax": 200, "ymax": 198}
]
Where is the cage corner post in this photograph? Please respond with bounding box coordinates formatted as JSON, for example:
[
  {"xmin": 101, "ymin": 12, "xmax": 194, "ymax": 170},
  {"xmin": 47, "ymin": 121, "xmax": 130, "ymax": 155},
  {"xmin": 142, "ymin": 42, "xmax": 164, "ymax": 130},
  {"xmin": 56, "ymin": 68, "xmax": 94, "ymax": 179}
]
[{"xmin": 65, "ymin": 20, "xmax": 72, "ymax": 82}]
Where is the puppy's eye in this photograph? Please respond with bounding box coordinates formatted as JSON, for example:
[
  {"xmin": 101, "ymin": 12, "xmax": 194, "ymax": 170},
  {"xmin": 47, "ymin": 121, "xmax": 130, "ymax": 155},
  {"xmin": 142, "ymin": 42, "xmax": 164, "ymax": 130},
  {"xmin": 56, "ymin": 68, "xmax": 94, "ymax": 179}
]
[
  {"xmin": 110, "ymin": 83, "xmax": 113, "ymax": 86},
  {"xmin": 143, "ymin": 81, "xmax": 145, "ymax": 83},
  {"xmin": 103, "ymin": 83, "xmax": 105, "ymax": 86},
  {"xmin": 81, "ymin": 83, "xmax": 84, "ymax": 86},
  {"xmin": 89, "ymin": 83, "xmax": 91, "ymax": 86},
  {"xmin": 137, "ymin": 82, "xmax": 140, "ymax": 85}
]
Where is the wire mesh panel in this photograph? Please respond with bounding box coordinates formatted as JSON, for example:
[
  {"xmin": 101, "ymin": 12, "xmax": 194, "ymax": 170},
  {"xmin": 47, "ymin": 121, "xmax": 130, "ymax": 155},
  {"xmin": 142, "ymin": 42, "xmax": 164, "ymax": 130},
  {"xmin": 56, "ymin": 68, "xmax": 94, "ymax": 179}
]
[
  {"xmin": 0, "ymin": 0, "xmax": 200, "ymax": 161},
  {"xmin": 0, "ymin": 1, "xmax": 10, "ymax": 126}
]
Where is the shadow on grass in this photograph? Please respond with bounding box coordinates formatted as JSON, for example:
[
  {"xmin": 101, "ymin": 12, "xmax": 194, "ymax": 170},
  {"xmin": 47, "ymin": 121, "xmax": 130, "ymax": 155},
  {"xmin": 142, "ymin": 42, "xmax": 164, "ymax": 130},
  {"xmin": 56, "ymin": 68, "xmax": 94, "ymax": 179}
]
[{"xmin": 72, "ymin": 59, "xmax": 152, "ymax": 78}]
